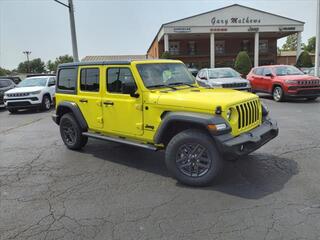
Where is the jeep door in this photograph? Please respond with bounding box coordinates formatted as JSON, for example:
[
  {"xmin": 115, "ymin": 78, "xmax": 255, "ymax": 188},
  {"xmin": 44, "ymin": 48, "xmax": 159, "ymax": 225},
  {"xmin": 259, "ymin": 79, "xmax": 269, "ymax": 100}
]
[
  {"xmin": 77, "ymin": 66, "xmax": 103, "ymax": 130},
  {"xmin": 102, "ymin": 66, "xmax": 143, "ymax": 136},
  {"xmin": 261, "ymin": 68, "xmax": 273, "ymax": 92}
]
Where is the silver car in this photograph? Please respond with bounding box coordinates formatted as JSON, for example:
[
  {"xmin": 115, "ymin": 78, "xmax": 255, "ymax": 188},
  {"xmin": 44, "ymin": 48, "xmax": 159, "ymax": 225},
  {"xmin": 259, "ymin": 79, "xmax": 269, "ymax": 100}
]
[{"xmin": 196, "ymin": 67, "xmax": 251, "ymax": 90}]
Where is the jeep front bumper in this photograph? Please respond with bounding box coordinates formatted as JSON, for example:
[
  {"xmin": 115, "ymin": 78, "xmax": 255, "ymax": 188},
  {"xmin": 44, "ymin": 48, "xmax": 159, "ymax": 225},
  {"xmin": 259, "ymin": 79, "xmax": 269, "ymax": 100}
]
[{"xmin": 215, "ymin": 118, "xmax": 279, "ymax": 157}]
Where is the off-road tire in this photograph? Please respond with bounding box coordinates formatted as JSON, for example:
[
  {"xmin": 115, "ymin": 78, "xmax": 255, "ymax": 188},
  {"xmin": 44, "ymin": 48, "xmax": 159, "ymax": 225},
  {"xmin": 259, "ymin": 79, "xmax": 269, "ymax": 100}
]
[
  {"xmin": 165, "ymin": 129, "xmax": 223, "ymax": 187},
  {"xmin": 60, "ymin": 113, "xmax": 88, "ymax": 150},
  {"xmin": 272, "ymin": 86, "xmax": 285, "ymax": 102},
  {"xmin": 41, "ymin": 95, "xmax": 51, "ymax": 111}
]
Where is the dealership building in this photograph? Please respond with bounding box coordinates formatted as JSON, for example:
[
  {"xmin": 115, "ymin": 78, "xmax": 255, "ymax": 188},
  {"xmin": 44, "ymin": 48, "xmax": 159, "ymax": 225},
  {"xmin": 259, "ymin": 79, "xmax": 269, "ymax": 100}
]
[{"xmin": 147, "ymin": 4, "xmax": 305, "ymax": 69}]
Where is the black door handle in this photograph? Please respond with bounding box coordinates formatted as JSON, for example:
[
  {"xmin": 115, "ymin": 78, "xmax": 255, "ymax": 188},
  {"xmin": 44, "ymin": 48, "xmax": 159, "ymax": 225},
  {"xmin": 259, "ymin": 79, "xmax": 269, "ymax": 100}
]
[
  {"xmin": 79, "ymin": 99, "xmax": 88, "ymax": 103},
  {"xmin": 103, "ymin": 101, "xmax": 114, "ymax": 106}
]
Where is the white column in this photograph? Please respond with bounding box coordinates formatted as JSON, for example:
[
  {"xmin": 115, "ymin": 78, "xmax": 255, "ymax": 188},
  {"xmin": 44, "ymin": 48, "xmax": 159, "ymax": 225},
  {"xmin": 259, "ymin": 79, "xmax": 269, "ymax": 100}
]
[
  {"xmin": 296, "ymin": 32, "xmax": 302, "ymax": 61},
  {"xmin": 254, "ymin": 32, "xmax": 259, "ymax": 67},
  {"xmin": 164, "ymin": 34, "xmax": 169, "ymax": 52},
  {"xmin": 210, "ymin": 33, "xmax": 215, "ymax": 68},
  {"xmin": 315, "ymin": 0, "xmax": 320, "ymax": 76}
]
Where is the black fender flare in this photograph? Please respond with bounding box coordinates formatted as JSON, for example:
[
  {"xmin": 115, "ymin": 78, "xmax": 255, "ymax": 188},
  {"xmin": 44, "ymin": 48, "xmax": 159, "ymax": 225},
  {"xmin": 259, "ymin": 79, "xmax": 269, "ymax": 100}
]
[
  {"xmin": 153, "ymin": 111, "xmax": 231, "ymax": 144},
  {"xmin": 54, "ymin": 101, "xmax": 88, "ymax": 131}
]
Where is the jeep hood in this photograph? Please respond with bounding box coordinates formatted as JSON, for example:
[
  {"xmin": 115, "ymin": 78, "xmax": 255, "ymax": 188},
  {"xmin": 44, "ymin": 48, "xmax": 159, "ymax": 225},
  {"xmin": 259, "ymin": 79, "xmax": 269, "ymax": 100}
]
[
  {"xmin": 208, "ymin": 77, "xmax": 249, "ymax": 85},
  {"xmin": 5, "ymin": 86, "xmax": 44, "ymax": 94},
  {"xmin": 154, "ymin": 88, "xmax": 258, "ymax": 111}
]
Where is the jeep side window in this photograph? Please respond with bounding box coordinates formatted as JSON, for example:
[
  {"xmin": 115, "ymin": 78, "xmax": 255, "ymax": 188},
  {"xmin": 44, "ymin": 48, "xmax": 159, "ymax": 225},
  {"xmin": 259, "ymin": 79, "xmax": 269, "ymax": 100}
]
[
  {"xmin": 255, "ymin": 68, "xmax": 263, "ymax": 76},
  {"xmin": 57, "ymin": 68, "xmax": 76, "ymax": 91},
  {"xmin": 107, "ymin": 68, "xmax": 135, "ymax": 94},
  {"xmin": 48, "ymin": 77, "xmax": 56, "ymax": 87},
  {"xmin": 80, "ymin": 68, "xmax": 100, "ymax": 92},
  {"xmin": 263, "ymin": 68, "xmax": 272, "ymax": 76}
]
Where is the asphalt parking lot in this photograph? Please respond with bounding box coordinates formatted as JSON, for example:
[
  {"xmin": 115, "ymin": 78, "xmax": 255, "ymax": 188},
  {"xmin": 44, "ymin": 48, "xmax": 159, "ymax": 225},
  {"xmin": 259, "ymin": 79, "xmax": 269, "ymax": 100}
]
[{"xmin": 0, "ymin": 96, "xmax": 320, "ymax": 240}]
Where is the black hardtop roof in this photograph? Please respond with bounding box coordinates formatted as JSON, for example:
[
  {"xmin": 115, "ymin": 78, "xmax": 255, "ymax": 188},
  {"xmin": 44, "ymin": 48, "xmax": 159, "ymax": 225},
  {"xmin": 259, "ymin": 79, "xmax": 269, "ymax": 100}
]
[{"xmin": 58, "ymin": 61, "xmax": 131, "ymax": 68}]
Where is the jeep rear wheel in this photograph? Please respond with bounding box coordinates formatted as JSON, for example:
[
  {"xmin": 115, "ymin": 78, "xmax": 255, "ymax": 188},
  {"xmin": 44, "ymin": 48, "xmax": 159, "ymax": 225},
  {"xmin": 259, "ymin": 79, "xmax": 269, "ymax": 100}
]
[
  {"xmin": 60, "ymin": 113, "xmax": 88, "ymax": 150},
  {"xmin": 165, "ymin": 129, "xmax": 223, "ymax": 187}
]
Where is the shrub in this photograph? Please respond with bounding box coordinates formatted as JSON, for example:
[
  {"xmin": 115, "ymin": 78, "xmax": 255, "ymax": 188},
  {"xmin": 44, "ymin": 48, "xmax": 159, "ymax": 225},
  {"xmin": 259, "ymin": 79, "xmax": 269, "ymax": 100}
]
[
  {"xmin": 234, "ymin": 51, "xmax": 252, "ymax": 76},
  {"xmin": 296, "ymin": 51, "xmax": 313, "ymax": 68},
  {"xmin": 160, "ymin": 51, "xmax": 172, "ymax": 59}
]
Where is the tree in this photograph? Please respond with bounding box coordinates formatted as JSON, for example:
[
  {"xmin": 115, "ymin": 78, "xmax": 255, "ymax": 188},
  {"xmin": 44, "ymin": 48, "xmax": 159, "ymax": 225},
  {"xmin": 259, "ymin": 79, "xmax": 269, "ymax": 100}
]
[
  {"xmin": 234, "ymin": 51, "xmax": 252, "ymax": 76},
  {"xmin": 303, "ymin": 36, "xmax": 316, "ymax": 53},
  {"xmin": 47, "ymin": 55, "xmax": 73, "ymax": 72},
  {"xmin": 0, "ymin": 67, "xmax": 11, "ymax": 76},
  {"xmin": 17, "ymin": 58, "xmax": 45, "ymax": 73},
  {"xmin": 160, "ymin": 51, "xmax": 172, "ymax": 59},
  {"xmin": 296, "ymin": 51, "xmax": 313, "ymax": 68},
  {"xmin": 281, "ymin": 33, "xmax": 298, "ymax": 51}
]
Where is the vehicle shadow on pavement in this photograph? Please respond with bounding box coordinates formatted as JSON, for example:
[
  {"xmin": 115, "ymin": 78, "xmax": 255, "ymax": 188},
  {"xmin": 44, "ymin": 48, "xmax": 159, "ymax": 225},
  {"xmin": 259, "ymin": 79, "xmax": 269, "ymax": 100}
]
[
  {"xmin": 84, "ymin": 141, "xmax": 298, "ymax": 199},
  {"xmin": 258, "ymin": 94, "xmax": 319, "ymax": 104},
  {"xmin": 205, "ymin": 153, "xmax": 299, "ymax": 199},
  {"xmin": 7, "ymin": 108, "xmax": 54, "ymax": 115},
  {"xmin": 84, "ymin": 141, "xmax": 170, "ymax": 177}
]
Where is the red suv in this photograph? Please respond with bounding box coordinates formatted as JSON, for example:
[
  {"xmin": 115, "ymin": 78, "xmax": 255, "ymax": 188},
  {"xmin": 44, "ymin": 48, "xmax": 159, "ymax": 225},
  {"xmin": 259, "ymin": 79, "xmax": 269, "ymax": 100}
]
[{"xmin": 247, "ymin": 65, "xmax": 320, "ymax": 102}]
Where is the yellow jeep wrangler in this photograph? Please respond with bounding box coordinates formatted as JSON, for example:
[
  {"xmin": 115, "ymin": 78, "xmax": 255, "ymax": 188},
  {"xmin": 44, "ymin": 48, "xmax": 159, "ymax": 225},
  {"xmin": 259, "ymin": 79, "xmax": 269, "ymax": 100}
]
[{"xmin": 53, "ymin": 59, "xmax": 278, "ymax": 186}]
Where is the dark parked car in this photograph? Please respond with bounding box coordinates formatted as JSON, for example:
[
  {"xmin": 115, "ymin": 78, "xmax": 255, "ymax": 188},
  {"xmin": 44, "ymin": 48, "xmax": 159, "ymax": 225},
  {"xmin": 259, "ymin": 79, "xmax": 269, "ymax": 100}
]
[
  {"xmin": 0, "ymin": 79, "xmax": 15, "ymax": 107},
  {"xmin": 0, "ymin": 76, "xmax": 21, "ymax": 84},
  {"xmin": 188, "ymin": 68, "xmax": 199, "ymax": 77}
]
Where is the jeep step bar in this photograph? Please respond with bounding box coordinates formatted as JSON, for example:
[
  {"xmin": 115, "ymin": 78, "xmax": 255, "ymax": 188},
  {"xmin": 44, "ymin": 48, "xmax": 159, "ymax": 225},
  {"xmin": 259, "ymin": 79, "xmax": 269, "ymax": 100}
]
[{"xmin": 82, "ymin": 132, "xmax": 158, "ymax": 151}]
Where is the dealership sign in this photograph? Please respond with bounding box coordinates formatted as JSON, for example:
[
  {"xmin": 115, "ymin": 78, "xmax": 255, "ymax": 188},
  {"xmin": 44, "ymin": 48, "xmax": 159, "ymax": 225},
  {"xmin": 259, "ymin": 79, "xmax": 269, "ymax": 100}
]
[
  {"xmin": 211, "ymin": 17, "xmax": 261, "ymax": 26},
  {"xmin": 173, "ymin": 27, "xmax": 191, "ymax": 33}
]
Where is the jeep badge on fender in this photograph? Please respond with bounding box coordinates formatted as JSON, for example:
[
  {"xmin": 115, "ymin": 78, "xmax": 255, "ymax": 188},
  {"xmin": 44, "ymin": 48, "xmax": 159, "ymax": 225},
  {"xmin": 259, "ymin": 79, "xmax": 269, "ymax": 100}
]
[{"xmin": 52, "ymin": 59, "xmax": 278, "ymax": 187}]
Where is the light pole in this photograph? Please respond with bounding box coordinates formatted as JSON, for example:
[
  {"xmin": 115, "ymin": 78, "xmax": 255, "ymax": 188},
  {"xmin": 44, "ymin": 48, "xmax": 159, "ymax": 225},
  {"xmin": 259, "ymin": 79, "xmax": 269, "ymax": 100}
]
[
  {"xmin": 54, "ymin": 0, "xmax": 79, "ymax": 62},
  {"xmin": 23, "ymin": 51, "xmax": 31, "ymax": 73},
  {"xmin": 315, "ymin": 0, "xmax": 320, "ymax": 76}
]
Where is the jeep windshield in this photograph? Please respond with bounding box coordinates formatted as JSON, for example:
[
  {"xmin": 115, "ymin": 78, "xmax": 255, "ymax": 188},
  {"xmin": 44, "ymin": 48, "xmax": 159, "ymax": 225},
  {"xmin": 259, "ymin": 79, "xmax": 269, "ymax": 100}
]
[
  {"xmin": 274, "ymin": 66, "xmax": 304, "ymax": 76},
  {"xmin": 208, "ymin": 68, "xmax": 241, "ymax": 79},
  {"xmin": 17, "ymin": 78, "xmax": 47, "ymax": 87},
  {"xmin": 137, "ymin": 63, "xmax": 195, "ymax": 89}
]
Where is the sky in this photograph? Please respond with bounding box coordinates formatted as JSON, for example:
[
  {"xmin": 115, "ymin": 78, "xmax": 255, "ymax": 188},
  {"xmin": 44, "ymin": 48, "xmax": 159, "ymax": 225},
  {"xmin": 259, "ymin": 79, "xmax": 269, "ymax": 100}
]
[{"xmin": 0, "ymin": 0, "xmax": 318, "ymax": 70}]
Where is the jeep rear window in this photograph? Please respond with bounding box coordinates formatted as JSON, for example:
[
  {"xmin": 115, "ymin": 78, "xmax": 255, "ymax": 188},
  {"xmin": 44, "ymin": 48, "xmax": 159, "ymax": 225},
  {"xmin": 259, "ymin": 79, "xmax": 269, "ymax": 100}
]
[
  {"xmin": 137, "ymin": 63, "xmax": 195, "ymax": 88},
  {"xmin": 57, "ymin": 68, "xmax": 77, "ymax": 91}
]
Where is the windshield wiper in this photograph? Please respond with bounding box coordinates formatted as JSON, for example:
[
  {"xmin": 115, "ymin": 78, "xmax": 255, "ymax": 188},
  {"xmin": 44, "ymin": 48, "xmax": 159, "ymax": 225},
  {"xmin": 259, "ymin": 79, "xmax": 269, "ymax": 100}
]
[
  {"xmin": 148, "ymin": 84, "xmax": 177, "ymax": 90},
  {"xmin": 168, "ymin": 82, "xmax": 196, "ymax": 88}
]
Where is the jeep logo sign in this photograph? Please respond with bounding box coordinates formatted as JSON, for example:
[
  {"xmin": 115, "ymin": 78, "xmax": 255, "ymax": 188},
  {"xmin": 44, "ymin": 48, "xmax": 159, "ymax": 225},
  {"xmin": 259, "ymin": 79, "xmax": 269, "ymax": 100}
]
[{"xmin": 211, "ymin": 17, "xmax": 261, "ymax": 25}]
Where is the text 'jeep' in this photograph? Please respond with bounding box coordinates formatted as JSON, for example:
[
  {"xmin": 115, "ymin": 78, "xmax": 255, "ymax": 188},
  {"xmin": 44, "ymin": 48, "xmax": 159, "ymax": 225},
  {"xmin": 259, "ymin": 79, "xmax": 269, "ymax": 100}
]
[{"xmin": 52, "ymin": 60, "xmax": 278, "ymax": 186}]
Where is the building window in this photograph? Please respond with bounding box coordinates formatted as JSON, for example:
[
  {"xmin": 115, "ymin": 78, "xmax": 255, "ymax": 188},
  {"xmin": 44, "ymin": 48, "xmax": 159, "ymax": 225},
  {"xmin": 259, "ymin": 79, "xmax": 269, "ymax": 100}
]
[
  {"xmin": 169, "ymin": 42, "xmax": 180, "ymax": 55},
  {"xmin": 80, "ymin": 68, "xmax": 100, "ymax": 92},
  {"xmin": 188, "ymin": 41, "xmax": 196, "ymax": 55},
  {"xmin": 215, "ymin": 40, "xmax": 225, "ymax": 54},
  {"xmin": 241, "ymin": 40, "xmax": 251, "ymax": 52},
  {"xmin": 259, "ymin": 40, "xmax": 268, "ymax": 53}
]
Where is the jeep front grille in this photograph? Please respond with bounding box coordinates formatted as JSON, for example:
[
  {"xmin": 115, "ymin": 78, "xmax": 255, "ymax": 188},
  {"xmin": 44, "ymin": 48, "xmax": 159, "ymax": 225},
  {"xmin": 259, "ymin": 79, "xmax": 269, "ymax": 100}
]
[{"xmin": 235, "ymin": 100, "xmax": 260, "ymax": 130}]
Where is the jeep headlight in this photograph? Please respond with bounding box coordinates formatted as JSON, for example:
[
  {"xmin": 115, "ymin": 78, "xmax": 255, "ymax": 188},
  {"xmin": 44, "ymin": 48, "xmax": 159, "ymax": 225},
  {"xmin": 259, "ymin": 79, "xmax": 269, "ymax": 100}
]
[
  {"xmin": 226, "ymin": 109, "xmax": 232, "ymax": 121},
  {"xmin": 30, "ymin": 90, "xmax": 41, "ymax": 95},
  {"xmin": 285, "ymin": 80, "xmax": 297, "ymax": 84}
]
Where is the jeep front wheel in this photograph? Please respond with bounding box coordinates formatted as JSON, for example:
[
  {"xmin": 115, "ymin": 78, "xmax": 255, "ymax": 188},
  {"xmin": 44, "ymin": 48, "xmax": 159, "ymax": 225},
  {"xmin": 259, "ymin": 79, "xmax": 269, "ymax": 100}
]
[
  {"xmin": 272, "ymin": 86, "xmax": 284, "ymax": 102},
  {"xmin": 60, "ymin": 113, "xmax": 88, "ymax": 150},
  {"xmin": 165, "ymin": 129, "xmax": 223, "ymax": 187}
]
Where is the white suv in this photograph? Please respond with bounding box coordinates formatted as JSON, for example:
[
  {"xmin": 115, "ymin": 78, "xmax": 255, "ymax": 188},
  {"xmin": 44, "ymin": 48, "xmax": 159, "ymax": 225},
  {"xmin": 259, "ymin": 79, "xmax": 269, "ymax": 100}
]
[{"xmin": 4, "ymin": 76, "xmax": 56, "ymax": 113}]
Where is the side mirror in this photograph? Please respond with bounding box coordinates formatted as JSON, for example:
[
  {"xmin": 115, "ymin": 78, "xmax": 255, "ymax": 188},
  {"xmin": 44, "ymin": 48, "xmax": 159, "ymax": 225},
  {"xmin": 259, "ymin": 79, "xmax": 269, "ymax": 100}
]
[
  {"xmin": 122, "ymin": 81, "xmax": 139, "ymax": 98},
  {"xmin": 265, "ymin": 73, "xmax": 274, "ymax": 78},
  {"xmin": 200, "ymin": 76, "xmax": 207, "ymax": 80}
]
